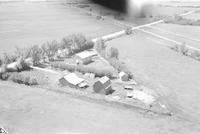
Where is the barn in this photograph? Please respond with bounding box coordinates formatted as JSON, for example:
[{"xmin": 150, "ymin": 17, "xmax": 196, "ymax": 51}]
[
  {"xmin": 93, "ymin": 76, "xmax": 112, "ymax": 95},
  {"xmin": 59, "ymin": 73, "xmax": 88, "ymax": 88},
  {"xmin": 75, "ymin": 51, "xmax": 97, "ymax": 65}
]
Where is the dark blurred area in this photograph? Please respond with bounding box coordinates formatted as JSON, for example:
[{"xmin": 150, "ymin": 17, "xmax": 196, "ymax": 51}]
[
  {"xmin": 89, "ymin": 0, "xmax": 155, "ymax": 18},
  {"xmin": 89, "ymin": 0, "xmax": 128, "ymax": 13}
]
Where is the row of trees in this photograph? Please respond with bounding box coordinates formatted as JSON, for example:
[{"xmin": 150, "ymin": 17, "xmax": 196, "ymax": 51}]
[
  {"xmin": 0, "ymin": 34, "xmax": 94, "ymax": 66},
  {"xmin": 171, "ymin": 43, "xmax": 200, "ymax": 61}
]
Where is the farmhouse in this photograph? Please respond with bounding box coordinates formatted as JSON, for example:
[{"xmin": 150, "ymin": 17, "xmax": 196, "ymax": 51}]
[
  {"xmin": 59, "ymin": 73, "xmax": 88, "ymax": 88},
  {"xmin": 119, "ymin": 71, "xmax": 129, "ymax": 81},
  {"xmin": 75, "ymin": 50, "xmax": 97, "ymax": 65},
  {"xmin": 93, "ymin": 76, "xmax": 112, "ymax": 95}
]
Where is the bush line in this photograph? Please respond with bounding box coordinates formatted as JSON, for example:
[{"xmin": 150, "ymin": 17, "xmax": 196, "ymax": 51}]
[{"xmin": 51, "ymin": 62, "xmax": 116, "ymax": 79}]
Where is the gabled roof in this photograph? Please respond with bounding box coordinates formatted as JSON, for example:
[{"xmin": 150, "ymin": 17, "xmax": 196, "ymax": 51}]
[
  {"xmin": 119, "ymin": 71, "xmax": 127, "ymax": 77},
  {"xmin": 99, "ymin": 76, "xmax": 110, "ymax": 84},
  {"xmin": 64, "ymin": 73, "xmax": 85, "ymax": 86},
  {"xmin": 76, "ymin": 51, "xmax": 97, "ymax": 59}
]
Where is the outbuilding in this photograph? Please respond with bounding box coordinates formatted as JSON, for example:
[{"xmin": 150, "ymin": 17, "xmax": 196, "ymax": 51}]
[
  {"xmin": 75, "ymin": 51, "xmax": 97, "ymax": 65},
  {"xmin": 93, "ymin": 76, "xmax": 112, "ymax": 95},
  {"xmin": 59, "ymin": 73, "xmax": 88, "ymax": 88},
  {"xmin": 119, "ymin": 71, "xmax": 129, "ymax": 81}
]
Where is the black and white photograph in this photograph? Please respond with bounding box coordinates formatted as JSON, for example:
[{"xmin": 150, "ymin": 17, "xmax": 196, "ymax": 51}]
[{"xmin": 0, "ymin": 0, "xmax": 200, "ymax": 133}]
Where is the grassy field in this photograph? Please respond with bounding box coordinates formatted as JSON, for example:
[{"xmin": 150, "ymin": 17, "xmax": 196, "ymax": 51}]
[
  {"xmin": 153, "ymin": 23, "xmax": 200, "ymax": 40},
  {"xmin": 184, "ymin": 12, "xmax": 200, "ymax": 20},
  {"xmin": 141, "ymin": 24, "xmax": 200, "ymax": 49},
  {"xmin": 1, "ymin": 81, "xmax": 200, "ymax": 134},
  {"xmin": 0, "ymin": 1, "xmax": 123, "ymax": 55},
  {"xmin": 139, "ymin": 22, "xmax": 200, "ymax": 50},
  {"xmin": 107, "ymin": 32, "xmax": 200, "ymax": 124}
]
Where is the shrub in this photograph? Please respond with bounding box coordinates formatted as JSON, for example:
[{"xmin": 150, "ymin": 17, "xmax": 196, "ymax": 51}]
[
  {"xmin": 42, "ymin": 40, "xmax": 60, "ymax": 61},
  {"xmin": 191, "ymin": 50, "xmax": 200, "ymax": 60},
  {"xmin": 51, "ymin": 62, "xmax": 115, "ymax": 78},
  {"xmin": 0, "ymin": 72, "xmax": 10, "ymax": 81},
  {"xmin": 170, "ymin": 44, "xmax": 179, "ymax": 52},
  {"xmin": 77, "ymin": 4, "xmax": 90, "ymax": 8},
  {"xmin": 95, "ymin": 38, "xmax": 106, "ymax": 57},
  {"xmin": 24, "ymin": 76, "xmax": 30, "ymax": 85},
  {"xmin": 30, "ymin": 78, "xmax": 38, "ymax": 85},
  {"xmin": 61, "ymin": 34, "xmax": 94, "ymax": 55},
  {"xmin": 9, "ymin": 73, "xmax": 39, "ymax": 86},
  {"xmin": 125, "ymin": 26, "xmax": 132, "ymax": 35},
  {"xmin": 106, "ymin": 47, "xmax": 119, "ymax": 59},
  {"xmin": 114, "ymin": 13, "xmax": 124, "ymax": 20},
  {"xmin": 24, "ymin": 45, "xmax": 42, "ymax": 66},
  {"xmin": 179, "ymin": 44, "xmax": 189, "ymax": 56},
  {"xmin": 2, "ymin": 53, "xmax": 17, "ymax": 65}
]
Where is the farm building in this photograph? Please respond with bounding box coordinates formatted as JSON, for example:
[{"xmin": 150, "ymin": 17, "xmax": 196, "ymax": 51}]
[
  {"xmin": 93, "ymin": 76, "xmax": 112, "ymax": 95},
  {"xmin": 75, "ymin": 50, "xmax": 97, "ymax": 65},
  {"xmin": 59, "ymin": 73, "xmax": 88, "ymax": 88},
  {"xmin": 119, "ymin": 71, "xmax": 129, "ymax": 81},
  {"xmin": 56, "ymin": 48, "xmax": 70, "ymax": 58}
]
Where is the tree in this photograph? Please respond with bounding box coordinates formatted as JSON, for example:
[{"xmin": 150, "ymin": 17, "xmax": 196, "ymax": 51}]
[
  {"xmin": 106, "ymin": 47, "xmax": 119, "ymax": 59},
  {"xmin": 28, "ymin": 45, "xmax": 42, "ymax": 66}
]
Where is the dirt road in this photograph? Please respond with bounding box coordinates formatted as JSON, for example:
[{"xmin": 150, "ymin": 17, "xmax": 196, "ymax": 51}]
[{"xmin": 0, "ymin": 81, "xmax": 200, "ymax": 134}]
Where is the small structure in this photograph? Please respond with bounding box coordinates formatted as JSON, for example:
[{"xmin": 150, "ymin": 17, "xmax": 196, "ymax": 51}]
[
  {"xmin": 57, "ymin": 48, "xmax": 70, "ymax": 58},
  {"xmin": 85, "ymin": 73, "xmax": 95, "ymax": 79},
  {"xmin": 6, "ymin": 61, "xmax": 19, "ymax": 72},
  {"xmin": 124, "ymin": 85, "xmax": 133, "ymax": 90},
  {"xmin": 119, "ymin": 72, "xmax": 129, "ymax": 81},
  {"xmin": 75, "ymin": 51, "xmax": 97, "ymax": 65},
  {"xmin": 93, "ymin": 76, "xmax": 112, "ymax": 95},
  {"xmin": 59, "ymin": 73, "xmax": 88, "ymax": 88}
]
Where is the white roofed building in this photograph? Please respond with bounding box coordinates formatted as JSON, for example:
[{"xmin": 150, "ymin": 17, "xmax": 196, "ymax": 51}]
[
  {"xmin": 59, "ymin": 73, "xmax": 88, "ymax": 88},
  {"xmin": 75, "ymin": 51, "xmax": 97, "ymax": 65}
]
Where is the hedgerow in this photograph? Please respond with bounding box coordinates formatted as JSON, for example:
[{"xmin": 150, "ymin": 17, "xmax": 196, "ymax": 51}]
[
  {"xmin": 170, "ymin": 43, "xmax": 200, "ymax": 61},
  {"xmin": 51, "ymin": 62, "xmax": 115, "ymax": 78},
  {"xmin": 9, "ymin": 73, "xmax": 38, "ymax": 86}
]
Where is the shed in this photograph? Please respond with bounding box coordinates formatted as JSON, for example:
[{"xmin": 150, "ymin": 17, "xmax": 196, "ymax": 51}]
[
  {"xmin": 59, "ymin": 73, "xmax": 88, "ymax": 88},
  {"xmin": 75, "ymin": 51, "xmax": 97, "ymax": 65},
  {"xmin": 93, "ymin": 76, "xmax": 112, "ymax": 95},
  {"xmin": 119, "ymin": 72, "xmax": 129, "ymax": 81},
  {"xmin": 6, "ymin": 61, "xmax": 19, "ymax": 72}
]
